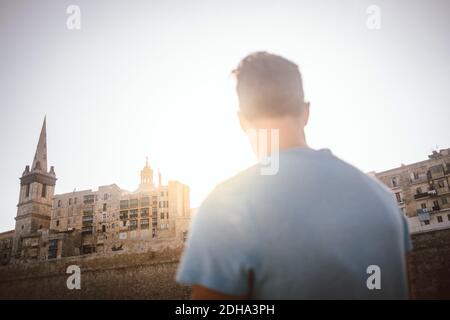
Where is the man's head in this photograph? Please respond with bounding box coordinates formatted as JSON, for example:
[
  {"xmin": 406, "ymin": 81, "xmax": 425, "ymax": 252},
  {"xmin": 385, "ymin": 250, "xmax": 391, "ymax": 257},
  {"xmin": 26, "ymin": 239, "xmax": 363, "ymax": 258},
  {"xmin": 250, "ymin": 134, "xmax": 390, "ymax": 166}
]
[{"xmin": 232, "ymin": 52, "xmax": 310, "ymax": 149}]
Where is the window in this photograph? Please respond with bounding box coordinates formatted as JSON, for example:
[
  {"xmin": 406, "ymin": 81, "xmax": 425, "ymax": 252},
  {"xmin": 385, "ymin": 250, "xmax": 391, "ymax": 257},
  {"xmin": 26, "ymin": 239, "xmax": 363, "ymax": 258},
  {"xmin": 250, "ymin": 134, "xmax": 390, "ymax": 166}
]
[
  {"xmin": 21, "ymin": 225, "xmax": 24, "ymax": 230},
  {"xmin": 437, "ymin": 216, "xmax": 443, "ymax": 223},
  {"xmin": 442, "ymin": 197, "xmax": 448, "ymax": 205},
  {"xmin": 416, "ymin": 187, "xmax": 422, "ymax": 194},
  {"xmin": 103, "ymin": 193, "xmax": 109, "ymax": 201},
  {"xmin": 141, "ymin": 219, "xmax": 150, "ymax": 229},
  {"xmin": 433, "ymin": 200, "xmax": 440, "ymax": 211},
  {"xmin": 160, "ymin": 212, "xmax": 164, "ymax": 219},
  {"xmin": 438, "ymin": 180, "xmax": 445, "ymax": 188},
  {"xmin": 120, "ymin": 200, "xmax": 129, "ymax": 209},
  {"xmin": 129, "ymin": 210, "xmax": 138, "ymax": 219},
  {"xmin": 119, "ymin": 211, "xmax": 128, "ymax": 220},
  {"xmin": 56, "ymin": 220, "xmax": 60, "ymax": 227},
  {"xmin": 102, "ymin": 225, "xmax": 106, "ymax": 232},
  {"xmin": 140, "ymin": 197, "xmax": 150, "ymax": 206},
  {"xmin": 424, "ymin": 220, "xmax": 430, "ymax": 225},
  {"xmin": 130, "ymin": 199, "xmax": 138, "ymax": 208},
  {"xmin": 25, "ymin": 184, "xmax": 30, "ymax": 197},
  {"xmin": 84, "ymin": 195, "xmax": 95, "ymax": 204},
  {"xmin": 421, "ymin": 203, "xmax": 426, "ymax": 209},
  {"xmin": 141, "ymin": 208, "xmax": 149, "ymax": 217},
  {"xmin": 391, "ymin": 177, "xmax": 398, "ymax": 187},
  {"xmin": 395, "ymin": 192, "xmax": 402, "ymax": 203},
  {"xmin": 447, "ymin": 214, "xmax": 450, "ymax": 221},
  {"xmin": 41, "ymin": 184, "xmax": 47, "ymax": 198},
  {"xmin": 74, "ymin": 197, "xmax": 77, "ymax": 204},
  {"xmin": 103, "ymin": 203, "xmax": 107, "ymax": 212},
  {"xmin": 69, "ymin": 198, "xmax": 72, "ymax": 205},
  {"xmin": 166, "ymin": 212, "xmax": 169, "ymax": 219},
  {"xmin": 413, "ymin": 172, "xmax": 419, "ymax": 180},
  {"xmin": 122, "ymin": 220, "xmax": 126, "ymax": 227},
  {"xmin": 58, "ymin": 200, "xmax": 62, "ymax": 207},
  {"xmin": 129, "ymin": 220, "xmax": 138, "ymax": 230}
]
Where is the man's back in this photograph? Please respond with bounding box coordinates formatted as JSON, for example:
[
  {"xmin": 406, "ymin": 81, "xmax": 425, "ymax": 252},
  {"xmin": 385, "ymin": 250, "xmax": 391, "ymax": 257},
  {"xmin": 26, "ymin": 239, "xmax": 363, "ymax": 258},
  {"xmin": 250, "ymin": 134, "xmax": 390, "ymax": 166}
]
[{"xmin": 177, "ymin": 147, "xmax": 411, "ymax": 299}]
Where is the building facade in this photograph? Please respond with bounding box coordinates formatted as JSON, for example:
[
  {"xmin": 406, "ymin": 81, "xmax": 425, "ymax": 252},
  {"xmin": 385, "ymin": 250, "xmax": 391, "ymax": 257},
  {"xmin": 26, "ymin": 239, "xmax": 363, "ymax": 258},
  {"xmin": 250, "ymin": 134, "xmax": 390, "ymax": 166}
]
[
  {"xmin": 1, "ymin": 119, "xmax": 191, "ymax": 264},
  {"xmin": 374, "ymin": 148, "xmax": 450, "ymax": 233}
]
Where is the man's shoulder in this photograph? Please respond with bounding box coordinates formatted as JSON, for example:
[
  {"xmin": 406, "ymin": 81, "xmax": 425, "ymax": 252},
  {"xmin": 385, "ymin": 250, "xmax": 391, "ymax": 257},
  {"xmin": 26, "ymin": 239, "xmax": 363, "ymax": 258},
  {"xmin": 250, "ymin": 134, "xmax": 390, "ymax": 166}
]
[{"xmin": 214, "ymin": 163, "xmax": 261, "ymax": 194}]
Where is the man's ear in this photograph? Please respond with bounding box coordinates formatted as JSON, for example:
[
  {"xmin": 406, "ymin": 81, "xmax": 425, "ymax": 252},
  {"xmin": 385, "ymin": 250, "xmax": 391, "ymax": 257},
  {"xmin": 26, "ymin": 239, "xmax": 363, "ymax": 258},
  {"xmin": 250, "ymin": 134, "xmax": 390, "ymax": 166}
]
[{"xmin": 302, "ymin": 102, "xmax": 310, "ymax": 127}]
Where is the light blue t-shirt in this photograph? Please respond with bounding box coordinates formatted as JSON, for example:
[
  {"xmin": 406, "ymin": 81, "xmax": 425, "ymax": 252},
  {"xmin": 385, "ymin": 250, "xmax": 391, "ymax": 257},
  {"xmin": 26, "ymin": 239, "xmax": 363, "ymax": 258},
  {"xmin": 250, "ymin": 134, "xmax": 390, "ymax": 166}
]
[{"xmin": 177, "ymin": 148, "xmax": 411, "ymax": 299}]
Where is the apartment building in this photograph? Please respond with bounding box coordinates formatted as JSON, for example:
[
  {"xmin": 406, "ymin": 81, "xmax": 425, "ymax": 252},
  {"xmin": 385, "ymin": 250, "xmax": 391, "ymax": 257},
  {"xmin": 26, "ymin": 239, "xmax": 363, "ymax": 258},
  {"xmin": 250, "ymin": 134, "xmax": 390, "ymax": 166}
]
[{"xmin": 374, "ymin": 148, "xmax": 450, "ymax": 233}]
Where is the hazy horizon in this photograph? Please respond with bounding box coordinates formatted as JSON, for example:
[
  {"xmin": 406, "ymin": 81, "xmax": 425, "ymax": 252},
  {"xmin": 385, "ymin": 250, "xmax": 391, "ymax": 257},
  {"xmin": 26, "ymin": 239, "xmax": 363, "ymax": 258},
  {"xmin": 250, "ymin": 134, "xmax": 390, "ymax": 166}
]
[{"xmin": 1, "ymin": 0, "xmax": 450, "ymax": 232}]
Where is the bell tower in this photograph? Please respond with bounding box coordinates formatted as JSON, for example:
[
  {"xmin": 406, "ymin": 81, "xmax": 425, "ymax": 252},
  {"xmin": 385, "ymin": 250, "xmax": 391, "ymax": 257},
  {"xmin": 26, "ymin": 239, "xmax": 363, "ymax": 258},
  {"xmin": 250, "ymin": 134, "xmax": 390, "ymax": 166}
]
[
  {"xmin": 12, "ymin": 117, "xmax": 57, "ymax": 258},
  {"xmin": 137, "ymin": 157, "xmax": 154, "ymax": 192}
]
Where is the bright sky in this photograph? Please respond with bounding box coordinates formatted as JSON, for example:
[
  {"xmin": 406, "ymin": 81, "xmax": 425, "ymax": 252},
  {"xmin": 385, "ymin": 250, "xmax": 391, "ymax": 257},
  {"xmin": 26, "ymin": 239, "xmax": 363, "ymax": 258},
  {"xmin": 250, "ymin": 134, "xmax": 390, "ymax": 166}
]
[{"xmin": 1, "ymin": 0, "xmax": 449, "ymax": 232}]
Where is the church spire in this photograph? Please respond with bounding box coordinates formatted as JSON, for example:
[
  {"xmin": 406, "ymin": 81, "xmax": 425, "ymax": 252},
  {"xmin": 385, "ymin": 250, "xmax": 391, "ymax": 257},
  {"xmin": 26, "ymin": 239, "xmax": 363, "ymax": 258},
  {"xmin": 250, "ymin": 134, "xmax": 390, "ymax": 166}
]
[{"xmin": 32, "ymin": 116, "xmax": 47, "ymax": 172}]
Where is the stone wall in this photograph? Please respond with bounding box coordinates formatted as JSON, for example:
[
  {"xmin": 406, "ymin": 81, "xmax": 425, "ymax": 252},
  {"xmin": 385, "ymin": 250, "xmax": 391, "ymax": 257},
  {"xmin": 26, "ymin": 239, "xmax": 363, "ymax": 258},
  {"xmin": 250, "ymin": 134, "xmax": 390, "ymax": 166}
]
[
  {"xmin": 0, "ymin": 247, "xmax": 191, "ymax": 299},
  {"xmin": 408, "ymin": 228, "xmax": 450, "ymax": 299},
  {"xmin": 1, "ymin": 228, "xmax": 450, "ymax": 299}
]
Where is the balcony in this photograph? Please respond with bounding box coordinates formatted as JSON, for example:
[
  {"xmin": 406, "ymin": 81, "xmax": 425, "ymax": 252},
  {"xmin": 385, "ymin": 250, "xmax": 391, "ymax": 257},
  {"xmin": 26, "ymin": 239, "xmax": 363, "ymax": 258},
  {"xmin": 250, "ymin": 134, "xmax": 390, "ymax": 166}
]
[
  {"xmin": 129, "ymin": 199, "xmax": 139, "ymax": 208},
  {"xmin": 129, "ymin": 225, "xmax": 138, "ymax": 231},
  {"xmin": 416, "ymin": 208, "xmax": 431, "ymax": 222},
  {"xmin": 82, "ymin": 215, "xmax": 93, "ymax": 222},
  {"xmin": 119, "ymin": 211, "xmax": 128, "ymax": 220},
  {"xmin": 82, "ymin": 226, "xmax": 93, "ymax": 234},
  {"xmin": 120, "ymin": 200, "xmax": 129, "ymax": 210},
  {"xmin": 129, "ymin": 210, "xmax": 138, "ymax": 219},
  {"xmin": 414, "ymin": 189, "xmax": 437, "ymax": 200},
  {"xmin": 140, "ymin": 221, "xmax": 150, "ymax": 229},
  {"xmin": 432, "ymin": 205, "xmax": 441, "ymax": 212},
  {"xmin": 83, "ymin": 195, "xmax": 95, "ymax": 204}
]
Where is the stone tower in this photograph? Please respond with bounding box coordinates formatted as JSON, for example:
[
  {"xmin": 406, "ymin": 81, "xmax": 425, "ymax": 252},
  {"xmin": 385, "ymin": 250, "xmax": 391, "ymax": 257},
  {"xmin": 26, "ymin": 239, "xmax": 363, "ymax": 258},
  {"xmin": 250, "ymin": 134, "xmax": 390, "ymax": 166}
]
[
  {"xmin": 12, "ymin": 117, "xmax": 57, "ymax": 258},
  {"xmin": 137, "ymin": 157, "xmax": 154, "ymax": 192}
]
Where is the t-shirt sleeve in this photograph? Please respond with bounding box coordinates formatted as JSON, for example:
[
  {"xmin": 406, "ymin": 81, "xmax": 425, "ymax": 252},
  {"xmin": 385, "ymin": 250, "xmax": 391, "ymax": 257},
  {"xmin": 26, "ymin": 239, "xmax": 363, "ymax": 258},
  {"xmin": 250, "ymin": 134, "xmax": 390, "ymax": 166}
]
[{"xmin": 176, "ymin": 187, "xmax": 255, "ymax": 296}]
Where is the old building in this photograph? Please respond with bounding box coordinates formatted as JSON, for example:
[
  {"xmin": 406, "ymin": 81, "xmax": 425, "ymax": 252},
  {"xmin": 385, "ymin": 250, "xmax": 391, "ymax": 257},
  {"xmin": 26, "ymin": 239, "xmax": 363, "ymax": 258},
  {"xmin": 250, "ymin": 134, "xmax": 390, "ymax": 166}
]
[
  {"xmin": 11, "ymin": 117, "xmax": 57, "ymax": 261},
  {"xmin": 115, "ymin": 159, "xmax": 190, "ymax": 251},
  {"xmin": 50, "ymin": 184, "xmax": 123, "ymax": 254},
  {"xmin": 374, "ymin": 148, "xmax": 450, "ymax": 233},
  {"xmin": 3, "ymin": 118, "xmax": 191, "ymax": 264}
]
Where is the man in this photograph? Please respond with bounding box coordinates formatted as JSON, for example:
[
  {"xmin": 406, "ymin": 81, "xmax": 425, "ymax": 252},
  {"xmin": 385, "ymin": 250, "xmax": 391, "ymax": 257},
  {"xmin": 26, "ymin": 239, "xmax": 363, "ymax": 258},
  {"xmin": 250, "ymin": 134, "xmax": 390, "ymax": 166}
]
[{"xmin": 176, "ymin": 52, "xmax": 411, "ymax": 299}]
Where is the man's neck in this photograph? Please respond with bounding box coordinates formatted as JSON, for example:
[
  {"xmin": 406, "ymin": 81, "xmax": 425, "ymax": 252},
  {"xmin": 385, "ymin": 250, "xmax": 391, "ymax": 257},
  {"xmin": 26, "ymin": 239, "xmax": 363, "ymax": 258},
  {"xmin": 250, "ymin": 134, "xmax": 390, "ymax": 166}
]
[{"xmin": 277, "ymin": 125, "xmax": 308, "ymax": 151}]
